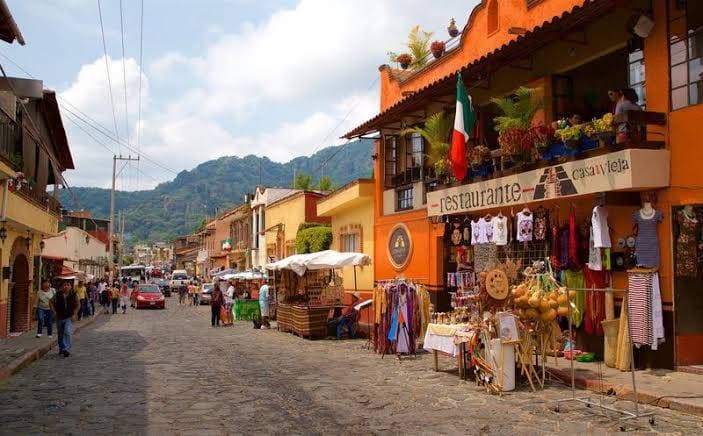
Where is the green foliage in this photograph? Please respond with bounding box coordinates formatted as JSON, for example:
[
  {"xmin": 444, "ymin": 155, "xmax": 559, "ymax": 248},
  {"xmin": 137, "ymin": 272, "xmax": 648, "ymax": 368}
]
[
  {"xmin": 407, "ymin": 25, "xmax": 433, "ymax": 68},
  {"xmin": 122, "ymin": 255, "xmax": 134, "ymax": 265},
  {"xmin": 316, "ymin": 175, "xmax": 334, "ymax": 191},
  {"xmin": 298, "ymin": 222, "xmax": 330, "ymax": 232},
  {"xmin": 401, "ymin": 111, "xmax": 452, "ymax": 165},
  {"xmin": 295, "ymin": 226, "xmax": 332, "ymax": 254},
  {"xmin": 490, "ymin": 87, "xmax": 543, "ymax": 133},
  {"xmin": 61, "ymin": 140, "xmax": 373, "ymax": 243},
  {"xmin": 195, "ymin": 218, "xmax": 207, "ymax": 232},
  {"xmin": 293, "ymin": 172, "xmax": 313, "ymax": 189}
]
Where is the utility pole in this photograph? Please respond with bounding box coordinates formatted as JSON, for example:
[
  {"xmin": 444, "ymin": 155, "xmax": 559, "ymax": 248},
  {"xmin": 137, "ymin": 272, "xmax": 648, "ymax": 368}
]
[{"xmin": 109, "ymin": 154, "xmax": 140, "ymax": 273}]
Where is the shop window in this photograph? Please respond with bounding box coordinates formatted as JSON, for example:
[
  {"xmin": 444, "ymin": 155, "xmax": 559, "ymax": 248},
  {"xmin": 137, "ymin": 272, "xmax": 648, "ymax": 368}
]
[
  {"xmin": 405, "ymin": 132, "xmax": 424, "ymax": 183},
  {"xmin": 487, "ymin": 0, "xmax": 499, "ymax": 35},
  {"xmin": 341, "ymin": 233, "xmax": 360, "ymax": 253},
  {"xmin": 396, "ymin": 186, "xmax": 413, "ymax": 211},
  {"xmin": 628, "ymin": 38, "xmax": 646, "ymax": 108},
  {"xmin": 668, "ymin": 0, "xmax": 703, "ymax": 109},
  {"xmin": 384, "ymin": 135, "xmax": 397, "ymax": 188}
]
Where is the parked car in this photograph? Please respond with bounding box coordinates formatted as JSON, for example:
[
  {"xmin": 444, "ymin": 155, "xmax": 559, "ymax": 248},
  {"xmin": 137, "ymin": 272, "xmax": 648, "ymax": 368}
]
[
  {"xmin": 133, "ymin": 284, "xmax": 166, "ymax": 309},
  {"xmin": 153, "ymin": 278, "xmax": 171, "ymax": 297},
  {"xmin": 200, "ymin": 283, "xmax": 213, "ymax": 305}
]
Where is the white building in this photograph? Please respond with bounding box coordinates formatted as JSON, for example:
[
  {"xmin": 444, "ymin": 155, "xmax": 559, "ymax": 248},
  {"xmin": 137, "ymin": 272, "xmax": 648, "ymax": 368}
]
[
  {"xmin": 250, "ymin": 187, "xmax": 298, "ymax": 269},
  {"xmin": 42, "ymin": 227, "xmax": 108, "ymax": 279}
]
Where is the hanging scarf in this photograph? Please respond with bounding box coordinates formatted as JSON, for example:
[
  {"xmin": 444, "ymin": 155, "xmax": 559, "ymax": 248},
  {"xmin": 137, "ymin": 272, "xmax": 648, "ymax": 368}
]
[{"xmin": 584, "ymin": 268, "xmax": 606, "ymax": 336}]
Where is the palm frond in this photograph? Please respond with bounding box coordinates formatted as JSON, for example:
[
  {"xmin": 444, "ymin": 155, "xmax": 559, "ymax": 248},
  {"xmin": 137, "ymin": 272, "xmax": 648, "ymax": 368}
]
[
  {"xmin": 490, "ymin": 87, "xmax": 543, "ymax": 132},
  {"xmin": 401, "ymin": 111, "xmax": 452, "ymax": 163},
  {"xmin": 406, "ymin": 25, "xmax": 433, "ymax": 68}
]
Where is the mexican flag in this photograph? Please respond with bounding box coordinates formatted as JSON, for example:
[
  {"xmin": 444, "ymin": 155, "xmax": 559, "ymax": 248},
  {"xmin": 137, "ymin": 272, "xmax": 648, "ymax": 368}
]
[{"xmin": 450, "ymin": 74, "xmax": 475, "ymax": 181}]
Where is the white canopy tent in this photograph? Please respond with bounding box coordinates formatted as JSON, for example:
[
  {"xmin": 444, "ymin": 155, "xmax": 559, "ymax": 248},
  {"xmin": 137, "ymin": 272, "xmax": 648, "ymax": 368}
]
[{"xmin": 266, "ymin": 250, "xmax": 371, "ymax": 276}]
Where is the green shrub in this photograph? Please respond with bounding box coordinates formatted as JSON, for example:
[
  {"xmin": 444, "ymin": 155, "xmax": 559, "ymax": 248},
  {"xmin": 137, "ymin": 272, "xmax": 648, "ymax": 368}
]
[{"xmin": 295, "ymin": 226, "xmax": 332, "ymax": 254}]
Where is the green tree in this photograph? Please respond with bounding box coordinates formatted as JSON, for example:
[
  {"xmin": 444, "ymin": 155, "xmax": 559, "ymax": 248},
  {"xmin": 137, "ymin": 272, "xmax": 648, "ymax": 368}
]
[
  {"xmin": 316, "ymin": 175, "xmax": 334, "ymax": 191},
  {"xmin": 293, "ymin": 172, "xmax": 313, "ymax": 189},
  {"xmin": 401, "ymin": 111, "xmax": 453, "ymax": 176},
  {"xmin": 123, "ymin": 255, "xmax": 134, "ymax": 265}
]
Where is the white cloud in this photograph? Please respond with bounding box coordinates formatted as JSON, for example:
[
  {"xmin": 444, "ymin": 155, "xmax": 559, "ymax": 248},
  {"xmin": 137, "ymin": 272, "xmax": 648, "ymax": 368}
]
[{"xmin": 61, "ymin": 0, "xmax": 477, "ymax": 189}]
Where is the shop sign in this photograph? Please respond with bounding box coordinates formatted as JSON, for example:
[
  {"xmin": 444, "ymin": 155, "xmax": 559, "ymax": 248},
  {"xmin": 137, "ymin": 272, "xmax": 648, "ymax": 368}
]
[
  {"xmin": 387, "ymin": 223, "xmax": 412, "ymax": 271},
  {"xmin": 427, "ymin": 149, "xmax": 670, "ymax": 217}
]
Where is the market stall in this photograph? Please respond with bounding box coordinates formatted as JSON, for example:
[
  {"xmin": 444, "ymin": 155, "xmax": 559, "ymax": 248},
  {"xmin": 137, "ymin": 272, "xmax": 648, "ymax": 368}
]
[{"xmin": 266, "ymin": 250, "xmax": 371, "ymax": 339}]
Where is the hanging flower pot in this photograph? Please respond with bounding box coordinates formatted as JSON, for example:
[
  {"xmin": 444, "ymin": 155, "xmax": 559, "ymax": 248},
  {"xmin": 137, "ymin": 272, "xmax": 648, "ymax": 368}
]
[
  {"xmin": 448, "ymin": 18, "xmax": 459, "ymax": 38},
  {"xmin": 396, "ymin": 53, "xmax": 412, "ymax": 70},
  {"xmin": 431, "ymin": 41, "xmax": 446, "ymax": 59}
]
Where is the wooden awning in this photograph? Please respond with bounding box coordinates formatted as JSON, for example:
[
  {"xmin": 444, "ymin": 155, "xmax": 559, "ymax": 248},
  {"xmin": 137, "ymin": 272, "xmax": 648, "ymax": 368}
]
[{"xmin": 343, "ymin": 0, "xmax": 615, "ymax": 139}]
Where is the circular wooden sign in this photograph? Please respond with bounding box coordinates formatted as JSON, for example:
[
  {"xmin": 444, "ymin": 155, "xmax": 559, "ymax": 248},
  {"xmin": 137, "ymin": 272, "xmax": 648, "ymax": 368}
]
[{"xmin": 387, "ymin": 223, "xmax": 413, "ymax": 271}]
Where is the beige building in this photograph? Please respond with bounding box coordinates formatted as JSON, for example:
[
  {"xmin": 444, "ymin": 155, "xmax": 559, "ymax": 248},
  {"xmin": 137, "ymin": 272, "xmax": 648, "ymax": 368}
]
[{"xmin": 42, "ymin": 227, "xmax": 108, "ymax": 279}]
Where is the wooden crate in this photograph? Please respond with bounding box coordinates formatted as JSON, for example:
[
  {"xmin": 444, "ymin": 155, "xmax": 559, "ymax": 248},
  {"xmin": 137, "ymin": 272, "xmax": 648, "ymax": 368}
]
[{"xmin": 277, "ymin": 304, "xmax": 330, "ymax": 339}]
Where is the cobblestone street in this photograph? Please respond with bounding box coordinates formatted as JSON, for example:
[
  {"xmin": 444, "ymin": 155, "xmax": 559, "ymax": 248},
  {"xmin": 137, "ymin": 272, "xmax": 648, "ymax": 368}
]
[{"xmin": 0, "ymin": 304, "xmax": 701, "ymax": 435}]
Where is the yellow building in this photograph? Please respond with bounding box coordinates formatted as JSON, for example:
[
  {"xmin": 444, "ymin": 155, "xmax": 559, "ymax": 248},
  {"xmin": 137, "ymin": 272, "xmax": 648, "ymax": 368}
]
[
  {"xmin": 264, "ymin": 190, "xmax": 329, "ymax": 261},
  {"xmin": 0, "ymin": 89, "xmax": 74, "ymax": 337},
  {"xmin": 317, "ymin": 179, "xmax": 374, "ymax": 303}
]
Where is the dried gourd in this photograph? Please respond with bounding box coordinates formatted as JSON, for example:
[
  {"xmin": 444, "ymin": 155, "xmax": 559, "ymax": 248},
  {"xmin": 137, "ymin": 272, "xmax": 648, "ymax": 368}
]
[
  {"xmin": 538, "ymin": 299, "xmax": 551, "ymax": 312},
  {"xmin": 557, "ymin": 294, "xmax": 568, "ymax": 305},
  {"xmin": 549, "ymin": 299, "xmax": 559, "ymax": 309},
  {"xmin": 525, "ymin": 308, "xmax": 539, "ymax": 319},
  {"xmin": 541, "ymin": 308, "xmax": 557, "ymax": 321},
  {"xmin": 557, "ymin": 306, "xmax": 569, "ymax": 316}
]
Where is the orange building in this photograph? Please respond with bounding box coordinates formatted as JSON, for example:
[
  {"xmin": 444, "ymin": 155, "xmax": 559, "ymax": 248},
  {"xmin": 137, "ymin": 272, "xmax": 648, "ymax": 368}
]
[{"xmin": 346, "ymin": 0, "xmax": 703, "ymax": 369}]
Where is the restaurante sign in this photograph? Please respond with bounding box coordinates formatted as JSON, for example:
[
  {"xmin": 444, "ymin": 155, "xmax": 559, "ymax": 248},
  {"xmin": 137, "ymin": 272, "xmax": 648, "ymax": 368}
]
[{"xmin": 427, "ymin": 149, "xmax": 670, "ymax": 217}]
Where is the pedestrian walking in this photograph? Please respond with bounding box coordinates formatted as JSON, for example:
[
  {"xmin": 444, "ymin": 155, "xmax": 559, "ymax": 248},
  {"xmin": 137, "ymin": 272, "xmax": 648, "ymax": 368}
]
[
  {"xmin": 193, "ymin": 280, "xmax": 200, "ymax": 306},
  {"xmin": 87, "ymin": 280, "xmax": 97, "ymax": 316},
  {"xmin": 187, "ymin": 281, "xmax": 195, "ymax": 306},
  {"xmin": 110, "ymin": 282, "xmax": 120, "ymax": 314},
  {"xmin": 35, "ymin": 279, "xmax": 56, "ymax": 338},
  {"xmin": 75, "ymin": 280, "xmax": 87, "ymax": 320},
  {"xmin": 258, "ymin": 281, "xmax": 271, "ymax": 329},
  {"xmin": 210, "ymin": 282, "xmax": 224, "ymax": 327},
  {"xmin": 99, "ymin": 279, "xmax": 110, "ymax": 314},
  {"xmin": 178, "ymin": 284, "xmax": 187, "ymax": 306},
  {"xmin": 50, "ymin": 281, "xmax": 79, "ymax": 357},
  {"xmin": 119, "ymin": 281, "xmax": 130, "ymax": 314}
]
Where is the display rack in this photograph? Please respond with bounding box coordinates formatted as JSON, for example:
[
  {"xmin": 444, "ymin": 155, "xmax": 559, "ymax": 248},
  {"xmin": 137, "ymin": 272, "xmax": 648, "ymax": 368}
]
[{"xmin": 554, "ymin": 286, "xmax": 655, "ymax": 430}]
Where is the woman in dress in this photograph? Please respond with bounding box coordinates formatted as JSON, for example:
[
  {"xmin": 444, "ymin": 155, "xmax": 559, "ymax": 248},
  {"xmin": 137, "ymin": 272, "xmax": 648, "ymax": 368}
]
[{"xmin": 210, "ymin": 282, "xmax": 224, "ymax": 327}]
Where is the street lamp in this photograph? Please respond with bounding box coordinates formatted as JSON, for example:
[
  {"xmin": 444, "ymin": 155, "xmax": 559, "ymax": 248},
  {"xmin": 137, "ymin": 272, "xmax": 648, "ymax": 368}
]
[
  {"xmin": 85, "ymin": 234, "xmax": 90, "ymax": 245},
  {"xmin": 0, "ymin": 227, "xmax": 6, "ymax": 244}
]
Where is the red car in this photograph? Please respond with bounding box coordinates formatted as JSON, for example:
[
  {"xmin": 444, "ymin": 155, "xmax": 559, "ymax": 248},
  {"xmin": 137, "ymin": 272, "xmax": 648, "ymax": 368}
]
[{"xmin": 133, "ymin": 284, "xmax": 165, "ymax": 309}]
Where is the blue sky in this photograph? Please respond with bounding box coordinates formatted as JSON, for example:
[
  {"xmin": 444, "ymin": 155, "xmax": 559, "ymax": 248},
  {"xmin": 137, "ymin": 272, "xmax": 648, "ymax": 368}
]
[{"xmin": 2, "ymin": 0, "xmax": 476, "ymax": 190}]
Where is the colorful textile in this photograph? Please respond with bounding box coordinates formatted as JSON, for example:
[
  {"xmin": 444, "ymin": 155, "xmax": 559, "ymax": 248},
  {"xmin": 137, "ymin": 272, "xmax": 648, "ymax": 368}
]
[
  {"xmin": 675, "ymin": 210, "xmax": 699, "ymax": 277},
  {"xmin": 423, "ymin": 330, "xmax": 458, "ymax": 356},
  {"xmin": 563, "ymin": 269, "xmax": 585, "ymax": 328},
  {"xmin": 628, "ymin": 272, "xmax": 653, "ymax": 347},
  {"xmin": 633, "ymin": 209, "xmax": 663, "ymax": 268},
  {"xmin": 233, "ymin": 300, "xmax": 261, "ymax": 321},
  {"xmin": 584, "ymin": 268, "xmax": 606, "ymax": 336}
]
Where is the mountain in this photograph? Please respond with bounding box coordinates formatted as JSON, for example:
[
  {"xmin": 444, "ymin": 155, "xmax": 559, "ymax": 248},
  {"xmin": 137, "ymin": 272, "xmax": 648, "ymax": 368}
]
[{"xmin": 61, "ymin": 139, "xmax": 375, "ymax": 243}]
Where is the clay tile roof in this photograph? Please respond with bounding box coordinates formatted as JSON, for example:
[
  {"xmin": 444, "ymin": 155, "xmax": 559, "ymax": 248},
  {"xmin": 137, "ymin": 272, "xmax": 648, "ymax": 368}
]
[{"xmin": 343, "ymin": 0, "xmax": 613, "ymax": 139}]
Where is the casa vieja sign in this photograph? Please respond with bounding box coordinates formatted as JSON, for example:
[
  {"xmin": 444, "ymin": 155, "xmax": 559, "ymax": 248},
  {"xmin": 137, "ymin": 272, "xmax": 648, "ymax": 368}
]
[{"xmin": 427, "ymin": 149, "xmax": 670, "ymax": 217}]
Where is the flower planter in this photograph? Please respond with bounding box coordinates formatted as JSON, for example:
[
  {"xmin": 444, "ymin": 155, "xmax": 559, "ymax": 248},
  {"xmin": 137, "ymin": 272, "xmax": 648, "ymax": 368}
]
[
  {"xmin": 432, "ymin": 49, "xmax": 444, "ymax": 59},
  {"xmin": 563, "ymin": 139, "xmax": 580, "ymax": 151},
  {"xmin": 580, "ymin": 136, "xmax": 599, "ymax": 151},
  {"xmin": 448, "ymin": 18, "xmax": 459, "ymax": 37}
]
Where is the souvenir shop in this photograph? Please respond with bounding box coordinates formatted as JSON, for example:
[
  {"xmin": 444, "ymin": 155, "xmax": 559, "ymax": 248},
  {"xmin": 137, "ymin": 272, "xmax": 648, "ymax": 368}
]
[
  {"xmin": 415, "ymin": 147, "xmax": 678, "ymax": 393},
  {"xmin": 266, "ymin": 250, "xmax": 371, "ymax": 340}
]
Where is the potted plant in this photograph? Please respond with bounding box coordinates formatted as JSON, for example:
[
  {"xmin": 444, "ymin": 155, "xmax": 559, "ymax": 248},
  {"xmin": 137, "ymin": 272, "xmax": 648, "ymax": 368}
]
[
  {"xmin": 526, "ymin": 124, "xmax": 554, "ymax": 156},
  {"xmin": 555, "ymin": 125, "xmax": 582, "ymax": 150},
  {"xmin": 401, "ymin": 111, "xmax": 453, "ymax": 182},
  {"xmin": 407, "ymin": 25, "xmax": 433, "ymax": 68},
  {"xmin": 468, "ymin": 144, "xmax": 491, "ymax": 170},
  {"xmin": 396, "ymin": 53, "xmax": 412, "ymax": 70},
  {"xmin": 431, "ymin": 41, "xmax": 445, "ymax": 59},
  {"xmin": 581, "ymin": 122, "xmax": 599, "ymax": 151},
  {"xmin": 592, "ymin": 113, "xmax": 615, "ymax": 147},
  {"xmin": 448, "ymin": 18, "xmax": 459, "ymax": 37},
  {"xmin": 491, "ymin": 87, "xmax": 543, "ymax": 165}
]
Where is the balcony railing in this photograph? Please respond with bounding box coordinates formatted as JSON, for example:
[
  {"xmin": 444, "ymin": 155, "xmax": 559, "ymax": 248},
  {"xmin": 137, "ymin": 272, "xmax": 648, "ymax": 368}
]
[
  {"xmin": 15, "ymin": 182, "xmax": 62, "ymax": 216},
  {"xmin": 427, "ymin": 110, "xmax": 666, "ymax": 193}
]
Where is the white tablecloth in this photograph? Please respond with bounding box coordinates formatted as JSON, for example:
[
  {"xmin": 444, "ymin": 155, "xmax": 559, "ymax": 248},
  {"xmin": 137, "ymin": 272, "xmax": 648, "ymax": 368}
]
[{"xmin": 423, "ymin": 330, "xmax": 458, "ymax": 356}]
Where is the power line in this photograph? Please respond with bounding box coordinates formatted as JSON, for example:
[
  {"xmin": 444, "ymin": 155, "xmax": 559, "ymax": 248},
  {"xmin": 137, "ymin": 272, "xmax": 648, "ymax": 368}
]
[
  {"xmin": 62, "ymin": 109, "xmax": 116, "ymax": 156},
  {"xmin": 58, "ymin": 102, "xmax": 178, "ymax": 175},
  {"xmin": 119, "ymin": 0, "xmax": 130, "ymax": 149},
  {"xmin": 136, "ymin": 0, "xmax": 145, "ymax": 189},
  {"xmin": 308, "ymin": 76, "xmax": 379, "ymax": 158},
  {"xmin": 96, "ymin": 0, "xmax": 121, "ymax": 150}
]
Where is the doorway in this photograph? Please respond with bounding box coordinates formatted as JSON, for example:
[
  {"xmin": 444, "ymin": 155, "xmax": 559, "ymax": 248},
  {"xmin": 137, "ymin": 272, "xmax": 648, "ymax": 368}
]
[{"xmin": 10, "ymin": 254, "xmax": 29, "ymax": 333}]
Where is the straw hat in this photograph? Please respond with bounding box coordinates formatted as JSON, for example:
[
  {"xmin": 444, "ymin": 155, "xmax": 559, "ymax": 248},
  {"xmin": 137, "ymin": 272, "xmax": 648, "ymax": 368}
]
[{"xmin": 485, "ymin": 269, "xmax": 509, "ymax": 300}]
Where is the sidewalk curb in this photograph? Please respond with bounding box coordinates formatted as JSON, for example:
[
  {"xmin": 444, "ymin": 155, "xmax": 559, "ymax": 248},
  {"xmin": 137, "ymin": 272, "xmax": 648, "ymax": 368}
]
[
  {"xmin": 548, "ymin": 365, "xmax": 703, "ymax": 417},
  {"xmin": 0, "ymin": 314, "xmax": 101, "ymax": 383}
]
